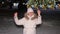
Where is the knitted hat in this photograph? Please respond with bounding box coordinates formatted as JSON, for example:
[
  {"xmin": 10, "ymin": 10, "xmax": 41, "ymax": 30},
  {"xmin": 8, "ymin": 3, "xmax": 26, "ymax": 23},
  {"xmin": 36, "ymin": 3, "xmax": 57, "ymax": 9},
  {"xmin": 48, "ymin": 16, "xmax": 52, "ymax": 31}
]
[{"xmin": 27, "ymin": 8, "xmax": 34, "ymax": 13}]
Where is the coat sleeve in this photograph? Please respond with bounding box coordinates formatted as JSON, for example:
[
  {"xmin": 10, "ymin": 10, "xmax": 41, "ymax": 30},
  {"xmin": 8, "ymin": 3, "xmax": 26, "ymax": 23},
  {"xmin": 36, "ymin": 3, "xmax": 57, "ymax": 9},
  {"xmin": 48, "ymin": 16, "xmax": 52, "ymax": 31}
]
[
  {"xmin": 36, "ymin": 16, "xmax": 42, "ymax": 25},
  {"xmin": 14, "ymin": 16, "xmax": 24, "ymax": 25}
]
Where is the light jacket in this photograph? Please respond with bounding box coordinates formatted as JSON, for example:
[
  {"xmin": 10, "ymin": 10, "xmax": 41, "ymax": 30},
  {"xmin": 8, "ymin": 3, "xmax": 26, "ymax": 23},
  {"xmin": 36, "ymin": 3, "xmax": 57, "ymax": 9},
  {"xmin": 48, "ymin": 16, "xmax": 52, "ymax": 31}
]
[{"xmin": 14, "ymin": 15, "xmax": 42, "ymax": 34}]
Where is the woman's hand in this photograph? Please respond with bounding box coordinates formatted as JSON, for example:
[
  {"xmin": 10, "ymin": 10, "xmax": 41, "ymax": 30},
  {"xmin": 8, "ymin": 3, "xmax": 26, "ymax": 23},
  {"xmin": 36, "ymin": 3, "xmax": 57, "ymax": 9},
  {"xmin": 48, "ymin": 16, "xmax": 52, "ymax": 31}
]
[
  {"xmin": 14, "ymin": 12, "xmax": 18, "ymax": 17},
  {"xmin": 37, "ymin": 9, "xmax": 41, "ymax": 16}
]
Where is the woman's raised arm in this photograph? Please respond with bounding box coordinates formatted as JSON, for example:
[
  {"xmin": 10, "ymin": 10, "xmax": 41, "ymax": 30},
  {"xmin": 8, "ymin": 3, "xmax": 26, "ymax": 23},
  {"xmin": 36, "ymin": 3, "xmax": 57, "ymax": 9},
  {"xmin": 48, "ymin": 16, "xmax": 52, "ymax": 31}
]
[
  {"xmin": 14, "ymin": 12, "xmax": 24, "ymax": 25},
  {"xmin": 36, "ymin": 9, "xmax": 42, "ymax": 25}
]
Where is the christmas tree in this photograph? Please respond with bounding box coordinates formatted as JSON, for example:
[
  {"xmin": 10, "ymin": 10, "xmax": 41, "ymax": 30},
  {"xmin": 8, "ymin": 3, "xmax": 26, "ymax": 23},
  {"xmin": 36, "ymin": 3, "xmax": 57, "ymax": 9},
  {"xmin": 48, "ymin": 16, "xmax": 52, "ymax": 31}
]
[{"xmin": 26, "ymin": 0, "xmax": 56, "ymax": 10}]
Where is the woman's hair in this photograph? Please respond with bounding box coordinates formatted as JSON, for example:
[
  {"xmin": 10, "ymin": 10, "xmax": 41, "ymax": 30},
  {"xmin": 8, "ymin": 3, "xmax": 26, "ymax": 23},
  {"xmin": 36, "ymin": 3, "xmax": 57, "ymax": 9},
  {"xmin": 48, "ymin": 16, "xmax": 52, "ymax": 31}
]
[{"xmin": 24, "ymin": 12, "xmax": 38, "ymax": 20}]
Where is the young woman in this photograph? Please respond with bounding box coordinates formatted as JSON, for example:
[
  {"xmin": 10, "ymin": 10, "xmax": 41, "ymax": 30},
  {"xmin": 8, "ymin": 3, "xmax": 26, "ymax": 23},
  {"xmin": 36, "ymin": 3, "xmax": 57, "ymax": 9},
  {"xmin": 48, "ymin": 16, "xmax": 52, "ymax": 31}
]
[{"xmin": 14, "ymin": 7, "xmax": 42, "ymax": 34}]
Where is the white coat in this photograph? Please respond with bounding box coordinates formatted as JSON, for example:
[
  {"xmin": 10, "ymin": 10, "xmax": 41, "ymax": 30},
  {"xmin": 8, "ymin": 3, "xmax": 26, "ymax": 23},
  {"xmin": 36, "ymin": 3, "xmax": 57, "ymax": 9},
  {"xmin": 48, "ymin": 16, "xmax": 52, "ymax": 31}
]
[{"xmin": 14, "ymin": 15, "xmax": 42, "ymax": 34}]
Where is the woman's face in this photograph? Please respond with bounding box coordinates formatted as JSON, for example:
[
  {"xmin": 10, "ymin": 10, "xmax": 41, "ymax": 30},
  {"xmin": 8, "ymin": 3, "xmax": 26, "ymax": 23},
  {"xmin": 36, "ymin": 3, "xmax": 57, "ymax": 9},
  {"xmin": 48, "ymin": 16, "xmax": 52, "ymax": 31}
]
[{"xmin": 28, "ymin": 12, "xmax": 34, "ymax": 17}]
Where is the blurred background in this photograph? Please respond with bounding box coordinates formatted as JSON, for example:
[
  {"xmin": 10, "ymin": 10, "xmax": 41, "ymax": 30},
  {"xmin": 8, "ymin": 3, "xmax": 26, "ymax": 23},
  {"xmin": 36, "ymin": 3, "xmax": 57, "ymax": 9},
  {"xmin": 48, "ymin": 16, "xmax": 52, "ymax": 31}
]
[
  {"xmin": 0, "ymin": 0, "xmax": 60, "ymax": 9},
  {"xmin": 0, "ymin": 0, "xmax": 60, "ymax": 34}
]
